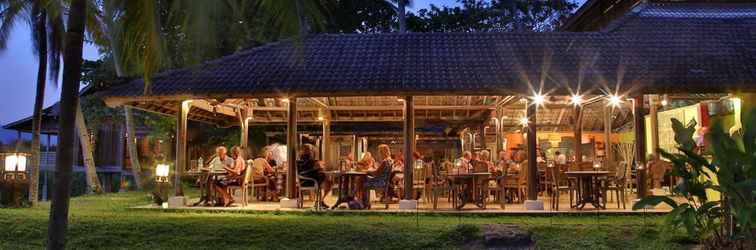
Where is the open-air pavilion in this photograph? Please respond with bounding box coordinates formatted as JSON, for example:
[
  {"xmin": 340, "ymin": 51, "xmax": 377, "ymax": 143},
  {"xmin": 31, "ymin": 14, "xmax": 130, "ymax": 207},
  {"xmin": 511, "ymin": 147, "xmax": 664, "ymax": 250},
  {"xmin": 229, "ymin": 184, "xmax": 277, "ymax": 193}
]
[{"xmin": 102, "ymin": 2, "xmax": 756, "ymax": 212}]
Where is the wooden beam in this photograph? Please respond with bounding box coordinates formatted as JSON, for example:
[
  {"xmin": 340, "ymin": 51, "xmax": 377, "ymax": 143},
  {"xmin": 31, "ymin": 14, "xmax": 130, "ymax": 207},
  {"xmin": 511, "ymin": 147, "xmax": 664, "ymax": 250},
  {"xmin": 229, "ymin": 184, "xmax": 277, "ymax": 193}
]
[
  {"xmin": 286, "ymin": 98, "xmax": 297, "ymax": 199},
  {"xmin": 604, "ymin": 105, "xmax": 613, "ymax": 165},
  {"xmin": 403, "ymin": 96, "xmax": 415, "ymax": 200},
  {"xmin": 573, "ymin": 105, "xmax": 583, "ymax": 163},
  {"xmin": 526, "ymin": 101, "xmax": 538, "ymax": 202},
  {"xmin": 632, "ymin": 95, "xmax": 647, "ymax": 198},
  {"xmin": 174, "ymin": 100, "xmax": 191, "ymax": 196}
]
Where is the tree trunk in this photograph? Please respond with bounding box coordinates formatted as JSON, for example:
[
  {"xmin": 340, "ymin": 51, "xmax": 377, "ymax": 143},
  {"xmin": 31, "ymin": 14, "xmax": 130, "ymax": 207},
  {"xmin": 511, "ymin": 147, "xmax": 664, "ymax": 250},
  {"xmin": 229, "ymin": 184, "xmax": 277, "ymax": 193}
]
[
  {"xmin": 294, "ymin": 0, "xmax": 310, "ymax": 36},
  {"xmin": 105, "ymin": 8, "xmax": 140, "ymax": 190},
  {"xmin": 29, "ymin": 10, "xmax": 48, "ymax": 207},
  {"xmin": 124, "ymin": 107, "xmax": 143, "ymax": 190},
  {"xmin": 47, "ymin": 0, "xmax": 86, "ymax": 248},
  {"xmin": 76, "ymin": 105, "xmax": 102, "ymax": 194},
  {"xmin": 398, "ymin": 0, "xmax": 406, "ymax": 33}
]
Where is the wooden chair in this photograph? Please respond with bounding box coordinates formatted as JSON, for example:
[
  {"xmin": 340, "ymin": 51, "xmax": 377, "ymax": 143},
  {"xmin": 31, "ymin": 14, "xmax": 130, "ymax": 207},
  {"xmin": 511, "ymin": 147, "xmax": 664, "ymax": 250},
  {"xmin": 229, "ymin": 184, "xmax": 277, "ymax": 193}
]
[
  {"xmin": 412, "ymin": 163, "xmax": 427, "ymax": 202},
  {"xmin": 548, "ymin": 166, "xmax": 574, "ymax": 211},
  {"xmin": 296, "ymin": 173, "xmax": 322, "ymax": 211},
  {"xmin": 249, "ymin": 159, "xmax": 270, "ymax": 201},
  {"xmin": 227, "ymin": 160, "xmax": 255, "ymax": 206},
  {"xmin": 649, "ymin": 160, "xmax": 669, "ymax": 191},
  {"xmin": 501, "ymin": 163, "xmax": 526, "ymax": 203},
  {"xmin": 364, "ymin": 162, "xmax": 395, "ymax": 209},
  {"xmin": 518, "ymin": 162, "xmax": 529, "ymax": 201},
  {"xmin": 429, "ymin": 163, "xmax": 450, "ymax": 210},
  {"xmin": 604, "ymin": 162, "xmax": 628, "ymax": 209},
  {"xmin": 487, "ymin": 171, "xmax": 506, "ymax": 209}
]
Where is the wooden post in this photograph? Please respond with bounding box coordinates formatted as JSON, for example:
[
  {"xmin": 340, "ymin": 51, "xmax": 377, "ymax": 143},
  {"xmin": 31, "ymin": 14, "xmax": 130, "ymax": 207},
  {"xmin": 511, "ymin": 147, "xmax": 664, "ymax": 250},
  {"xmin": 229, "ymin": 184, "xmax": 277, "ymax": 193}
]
[
  {"xmin": 322, "ymin": 111, "xmax": 331, "ymax": 164},
  {"xmin": 573, "ymin": 105, "xmax": 583, "ymax": 163},
  {"xmin": 403, "ymin": 96, "xmax": 415, "ymax": 201},
  {"xmin": 16, "ymin": 131, "xmax": 22, "ymax": 151},
  {"xmin": 494, "ymin": 109, "xmax": 502, "ymax": 155},
  {"xmin": 604, "ymin": 105, "xmax": 613, "ymax": 165},
  {"xmin": 479, "ymin": 123, "xmax": 487, "ymax": 151},
  {"xmin": 237, "ymin": 108, "xmax": 249, "ymax": 150},
  {"xmin": 174, "ymin": 100, "xmax": 191, "ymax": 196},
  {"xmin": 633, "ymin": 96, "xmax": 647, "ymax": 198},
  {"xmin": 649, "ymin": 95, "xmax": 659, "ymax": 155},
  {"xmin": 286, "ymin": 98, "xmax": 298, "ymax": 199},
  {"xmin": 526, "ymin": 102, "xmax": 538, "ymax": 201}
]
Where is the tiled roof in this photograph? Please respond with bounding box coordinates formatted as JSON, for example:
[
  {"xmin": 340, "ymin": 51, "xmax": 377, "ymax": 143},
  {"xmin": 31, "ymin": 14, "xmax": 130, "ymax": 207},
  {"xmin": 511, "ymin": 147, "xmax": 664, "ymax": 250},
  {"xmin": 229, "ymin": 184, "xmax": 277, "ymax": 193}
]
[{"xmin": 104, "ymin": 3, "xmax": 756, "ymax": 105}]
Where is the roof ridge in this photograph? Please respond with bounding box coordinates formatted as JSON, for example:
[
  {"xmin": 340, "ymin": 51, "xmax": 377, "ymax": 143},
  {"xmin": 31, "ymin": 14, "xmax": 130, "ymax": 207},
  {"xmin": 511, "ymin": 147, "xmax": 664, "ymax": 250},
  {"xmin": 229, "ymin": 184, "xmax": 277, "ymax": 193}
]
[{"xmin": 600, "ymin": 1, "xmax": 648, "ymax": 33}]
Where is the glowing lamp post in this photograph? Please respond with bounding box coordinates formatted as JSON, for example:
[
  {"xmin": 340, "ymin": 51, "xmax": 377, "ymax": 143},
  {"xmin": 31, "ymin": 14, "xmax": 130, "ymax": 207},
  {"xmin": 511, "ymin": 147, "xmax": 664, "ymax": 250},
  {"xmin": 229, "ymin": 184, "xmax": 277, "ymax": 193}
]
[
  {"xmin": 155, "ymin": 163, "xmax": 170, "ymax": 183},
  {"xmin": 2, "ymin": 152, "xmax": 30, "ymax": 207},
  {"xmin": 154, "ymin": 163, "xmax": 171, "ymax": 207},
  {"xmin": 2, "ymin": 152, "xmax": 29, "ymax": 181}
]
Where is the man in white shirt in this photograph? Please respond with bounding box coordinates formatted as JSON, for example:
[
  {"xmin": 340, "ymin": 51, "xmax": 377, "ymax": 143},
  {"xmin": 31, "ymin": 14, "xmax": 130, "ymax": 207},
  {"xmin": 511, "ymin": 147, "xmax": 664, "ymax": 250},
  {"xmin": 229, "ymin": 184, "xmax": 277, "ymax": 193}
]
[{"xmin": 207, "ymin": 146, "xmax": 234, "ymax": 172}]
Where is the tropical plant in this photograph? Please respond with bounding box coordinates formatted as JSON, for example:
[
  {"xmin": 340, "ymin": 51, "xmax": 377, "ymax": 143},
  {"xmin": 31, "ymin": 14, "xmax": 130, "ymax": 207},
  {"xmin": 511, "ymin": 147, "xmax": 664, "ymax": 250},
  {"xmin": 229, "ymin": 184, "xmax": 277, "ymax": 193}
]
[
  {"xmin": 0, "ymin": 0, "xmax": 64, "ymax": 206},
  {"xmin": 707, "ymin": 110, "xmax": 756, "ymax": 248},
  {"xmin": 634, "ymin": 114, "xmax": 756, "ymax": 249},
  {"xmin": 47, "ymin": 0, "xmax": 87, "ymax": 248}
]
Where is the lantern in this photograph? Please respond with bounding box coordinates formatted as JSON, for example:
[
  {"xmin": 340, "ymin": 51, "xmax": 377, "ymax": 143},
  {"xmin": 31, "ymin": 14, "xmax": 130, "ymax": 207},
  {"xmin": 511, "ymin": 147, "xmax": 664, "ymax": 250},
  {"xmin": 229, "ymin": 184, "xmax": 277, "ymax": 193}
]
[
  {"xmin": 155, "ymin": 163, "xmax": 170, "ymax": 183},
  {"xmin": 2, "ymin": 152, "xmax": 29, "ymax": 182}
]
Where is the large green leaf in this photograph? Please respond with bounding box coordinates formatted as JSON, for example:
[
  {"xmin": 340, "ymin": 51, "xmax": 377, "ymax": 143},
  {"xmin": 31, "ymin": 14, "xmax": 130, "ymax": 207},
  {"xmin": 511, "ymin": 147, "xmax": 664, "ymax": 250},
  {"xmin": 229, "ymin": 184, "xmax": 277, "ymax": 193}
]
[{"xmin": 632, "ymin": 195, "xmax": 678, "ymax": 210}]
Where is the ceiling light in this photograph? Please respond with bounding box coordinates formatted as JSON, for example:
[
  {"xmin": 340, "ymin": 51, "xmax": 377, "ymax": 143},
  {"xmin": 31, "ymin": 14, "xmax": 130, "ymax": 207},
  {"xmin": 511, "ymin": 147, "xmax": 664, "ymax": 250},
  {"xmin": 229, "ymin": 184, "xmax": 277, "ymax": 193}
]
[
  {"xmin": 532, "ymin": 93, "xmax": 546, "ymax": 106},
  {"xmin": 570, "ymin": 94, "xmax": 583, "ymax": 106},
  {"xmin": 608, "ymin": 94, "xmax": 623, "ymax": 107}
]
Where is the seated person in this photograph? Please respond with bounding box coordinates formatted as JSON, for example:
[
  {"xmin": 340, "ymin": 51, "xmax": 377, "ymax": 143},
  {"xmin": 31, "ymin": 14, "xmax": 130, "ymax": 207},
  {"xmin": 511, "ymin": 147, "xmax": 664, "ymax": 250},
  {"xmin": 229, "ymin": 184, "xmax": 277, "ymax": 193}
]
[
  {"xmin": 355, "ymin": 152, "xmax": 375, "ymax": 171},
  {"xmin": 252, "ymin": 150, "xmax": 279, "ymax": 201},
  {"xmin": 207, "ymin": 146, "xmax": 234, "ymax": 172},
  {"xmin": 454, "ymin": 151, "xmax": 473, "ymax": 173},
  {"xmin": 214, "ymin": 146, "xmax": 244, "ymax": 206},
  {"xmin": 495, "ymin": 150, "xmax": 510, "ymax": 174},
  {"xmin": 364, "ymin": 144, "xmax": 394, "ymax": 201},
  {"xmin": 297, "ymin": 144, "xmax": 333, "ymax": 208},
  {"xmin": 479, "ymin": 150, "xmax": 496, "ymax": 173}
]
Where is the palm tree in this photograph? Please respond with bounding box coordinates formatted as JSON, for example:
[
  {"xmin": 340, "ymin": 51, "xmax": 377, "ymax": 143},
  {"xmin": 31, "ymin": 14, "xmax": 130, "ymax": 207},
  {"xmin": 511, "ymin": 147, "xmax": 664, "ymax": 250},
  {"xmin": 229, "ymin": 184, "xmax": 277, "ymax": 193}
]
[
  {"xmin": 384, "ymin": 0, "xmax": 412, "ymax": 32},
  {"xmin": 0, "ymin": 0, "xmax": 64, "ymax": 206},
  {"xmin": 102, "ymin": 1, "xmax": 259, "ymax": 190},
  {"xmin": 47, "ymin": 0, "xmax": 87, "ymax": 248}
]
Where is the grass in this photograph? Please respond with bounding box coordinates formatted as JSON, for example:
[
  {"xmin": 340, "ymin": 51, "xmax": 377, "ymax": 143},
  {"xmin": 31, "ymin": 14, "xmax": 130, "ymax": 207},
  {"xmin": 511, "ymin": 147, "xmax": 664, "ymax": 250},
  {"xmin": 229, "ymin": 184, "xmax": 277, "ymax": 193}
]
[{"xmin": 0, "ymin": 190, "xmax": 692, "ymax": 249}]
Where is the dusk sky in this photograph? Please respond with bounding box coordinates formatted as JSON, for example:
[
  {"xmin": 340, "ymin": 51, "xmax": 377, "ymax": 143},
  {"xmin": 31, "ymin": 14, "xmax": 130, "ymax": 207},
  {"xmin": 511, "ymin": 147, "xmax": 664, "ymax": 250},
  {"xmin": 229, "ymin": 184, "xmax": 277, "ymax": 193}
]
[{"xmin": 0, "ymin": 0, "xmax": 584, "ymax": 128}]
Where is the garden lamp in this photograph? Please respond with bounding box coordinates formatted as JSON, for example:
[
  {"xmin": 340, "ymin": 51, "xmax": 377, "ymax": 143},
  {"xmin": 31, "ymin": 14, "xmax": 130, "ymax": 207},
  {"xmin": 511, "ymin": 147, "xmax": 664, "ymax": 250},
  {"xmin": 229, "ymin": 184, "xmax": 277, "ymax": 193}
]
[
  {"xmin": 2, "ymin": 152, "xmax": 29, "ymax": 181},
  {"xmin": 155, "ymin": 163, "xmax": 170, "ymax": 183}
]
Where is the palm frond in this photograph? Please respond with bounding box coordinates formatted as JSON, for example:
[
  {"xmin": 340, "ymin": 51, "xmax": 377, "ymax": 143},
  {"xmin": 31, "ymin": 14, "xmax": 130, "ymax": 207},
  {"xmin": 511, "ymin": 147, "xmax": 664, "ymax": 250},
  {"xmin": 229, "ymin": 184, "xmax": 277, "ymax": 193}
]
[
  {"xmin": 44, "ymin": 0, "xmax": 64, "ymax": 84},
  {"xmin": 259, "ymin": 0, "xmax": 325, "ymax": 37},
  {"xmin": 0, "ymin": 0, "xmax": 29, "ymax": 52}
]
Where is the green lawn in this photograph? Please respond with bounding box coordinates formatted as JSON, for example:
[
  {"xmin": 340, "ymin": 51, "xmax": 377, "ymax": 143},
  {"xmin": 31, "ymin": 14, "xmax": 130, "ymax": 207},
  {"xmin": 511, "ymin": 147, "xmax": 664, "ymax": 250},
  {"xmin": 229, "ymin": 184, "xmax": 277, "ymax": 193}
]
[{"xmin": 0, "ymin": 191, "xmax": 691, "ymax": 249}]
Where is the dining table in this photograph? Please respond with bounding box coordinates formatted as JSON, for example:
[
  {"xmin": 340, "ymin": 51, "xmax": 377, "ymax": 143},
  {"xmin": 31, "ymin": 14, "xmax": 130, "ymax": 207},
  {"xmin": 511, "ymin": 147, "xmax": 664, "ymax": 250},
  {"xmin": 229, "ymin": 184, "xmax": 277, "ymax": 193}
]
[
  {"xmin": 190, "ymin": 170, "xmax": 228, "ymax": 206},
  {"xmin": 565, "ymin": 170, "xmax": 609, "ymax": 209},
  {"xmin": 324, "ymin": 170, "xmax": 368, "ymax": 209},
  {"xmin": 447, "ymin": 172, "xmax": 491, "ymax": 210}
]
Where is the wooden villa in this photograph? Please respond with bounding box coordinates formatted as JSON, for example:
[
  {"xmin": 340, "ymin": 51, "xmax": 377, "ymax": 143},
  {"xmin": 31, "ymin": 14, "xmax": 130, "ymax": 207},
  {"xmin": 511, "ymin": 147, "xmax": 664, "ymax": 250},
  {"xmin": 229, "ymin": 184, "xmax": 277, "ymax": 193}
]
[{"xmin": 94, "ymin": 1, "xmax": 755, "ymax": 212}]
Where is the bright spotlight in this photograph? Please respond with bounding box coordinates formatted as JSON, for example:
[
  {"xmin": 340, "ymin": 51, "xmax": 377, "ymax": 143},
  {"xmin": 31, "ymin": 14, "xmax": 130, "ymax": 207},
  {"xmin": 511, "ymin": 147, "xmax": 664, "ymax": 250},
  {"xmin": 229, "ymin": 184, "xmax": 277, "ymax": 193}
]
[
  {"xmin": 532, "ymin": 93, "xmax": 546, "ymax": 106},
  {"xmin": 608, "ymin": 95, "xmax": 623, "ymax": 107},
  {"xmin": 570, "ymin": 94, "xmax": 583, "ymax": 106},
  {"xmin": 281, "ymin": 98, "xmax": 290, "ymax": 103},
  {"xmin": 519, "ymin": 117, "xmax": 529, "ymax": 127}
]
